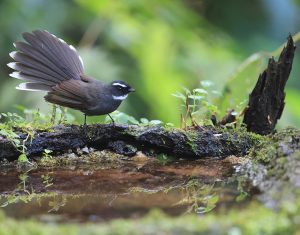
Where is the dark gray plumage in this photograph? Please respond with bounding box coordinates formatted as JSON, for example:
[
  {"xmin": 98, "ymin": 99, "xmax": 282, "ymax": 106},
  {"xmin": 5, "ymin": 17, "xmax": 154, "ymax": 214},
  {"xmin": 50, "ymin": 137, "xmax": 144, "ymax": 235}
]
[{"xmin": 8, "ymin": 30, "xmax": 134, "ymax": 120}]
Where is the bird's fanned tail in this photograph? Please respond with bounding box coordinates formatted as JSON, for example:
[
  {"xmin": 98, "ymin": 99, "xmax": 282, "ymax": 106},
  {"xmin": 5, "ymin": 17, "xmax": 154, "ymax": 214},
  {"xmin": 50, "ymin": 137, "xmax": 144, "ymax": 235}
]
[{"xmin": 8, "ymin": 30, "xmax": 84, "ymax": 91}]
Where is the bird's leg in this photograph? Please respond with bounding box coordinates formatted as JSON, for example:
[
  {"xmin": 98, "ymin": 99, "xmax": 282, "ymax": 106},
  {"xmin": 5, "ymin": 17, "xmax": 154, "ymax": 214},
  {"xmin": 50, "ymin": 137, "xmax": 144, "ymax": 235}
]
[
  {"xmin": 82, "ymin": 114, "xmax": 89, "ymax": 137},
  {"xmin": 84, "ymin": 114, "xmax": 87, "ymax": 126},
  {"xmin": 108, "ymin": 114, "xmax": 115, "ymax": 126}
]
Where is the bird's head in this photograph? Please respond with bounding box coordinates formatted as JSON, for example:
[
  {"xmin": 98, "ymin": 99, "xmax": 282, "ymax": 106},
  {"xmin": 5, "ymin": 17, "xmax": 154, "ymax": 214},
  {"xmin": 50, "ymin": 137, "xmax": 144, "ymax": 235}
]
[{"xmin": 110, "ymin": 80, "xmax": 135, "ymax": 101}]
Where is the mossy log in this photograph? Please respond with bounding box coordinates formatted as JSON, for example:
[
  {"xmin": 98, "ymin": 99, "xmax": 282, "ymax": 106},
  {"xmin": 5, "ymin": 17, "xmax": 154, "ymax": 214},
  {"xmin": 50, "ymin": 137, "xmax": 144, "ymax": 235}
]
[{"xmin": 0, "ymin": 125, "xmax": 258, "ymax": 161}]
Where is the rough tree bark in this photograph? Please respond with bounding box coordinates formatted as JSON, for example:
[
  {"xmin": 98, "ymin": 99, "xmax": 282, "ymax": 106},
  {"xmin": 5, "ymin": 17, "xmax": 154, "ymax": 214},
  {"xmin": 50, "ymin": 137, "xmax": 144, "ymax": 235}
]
[{"xmin": 243, "ymin": 36, "xmax": 296, "ymax": 135}]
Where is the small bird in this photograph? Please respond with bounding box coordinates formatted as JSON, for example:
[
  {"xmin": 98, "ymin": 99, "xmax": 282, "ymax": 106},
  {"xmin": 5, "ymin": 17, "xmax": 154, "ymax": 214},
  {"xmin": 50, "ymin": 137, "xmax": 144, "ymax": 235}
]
[{"xmin": 7, "ymin": 30, "xmax": 135, "ymax": 124}]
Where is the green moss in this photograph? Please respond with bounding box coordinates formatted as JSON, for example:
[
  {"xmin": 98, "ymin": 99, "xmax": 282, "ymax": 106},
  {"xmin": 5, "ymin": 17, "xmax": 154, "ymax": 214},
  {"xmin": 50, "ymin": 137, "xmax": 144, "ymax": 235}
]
[
  {"xmin": 248, "ymin": 127, "xmax": 300, "ymax": 163},
  {"xmin": 0, "ymin": 192, "xmax": 58, "ymax": 208},
  {"xmin": 249, "ymin": 141, "xmax": 277, "ymax": 163},
  {"xmin": 185, "ymin": 130, "xmax": 199, "ymax": 154},
  {"xmin": 123, "ymin": 125, "xmax": 144, "ymax": 137},
  {"xmin": 243, "ymin": 127, "xmax": 300, "ymax": 213},
  {"xmin": 185, "ymin": 130, "xmax": 198, "ymax": 142}
]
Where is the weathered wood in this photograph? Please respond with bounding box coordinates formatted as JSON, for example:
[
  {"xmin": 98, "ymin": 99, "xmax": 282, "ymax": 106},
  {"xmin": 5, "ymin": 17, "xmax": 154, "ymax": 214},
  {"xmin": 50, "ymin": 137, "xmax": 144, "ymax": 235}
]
[
  {"xmin": 243, "ymin": 36, "xmax": 296, "ymax": 135},
  {"xmin": 0, "ymin": 124, "xmax": 256, "ymax": 161}
]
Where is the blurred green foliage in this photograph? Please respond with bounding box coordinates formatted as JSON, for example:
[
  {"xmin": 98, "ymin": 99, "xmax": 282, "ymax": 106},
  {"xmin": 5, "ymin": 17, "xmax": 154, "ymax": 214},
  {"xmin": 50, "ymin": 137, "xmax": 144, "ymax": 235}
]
[
  {"xmin": 0, "ymin": 0, "xmax": 299, "ymax": 127},
  {"xmin": 0, "ymin": 203, "xmax": 299, "ymax": 235}
]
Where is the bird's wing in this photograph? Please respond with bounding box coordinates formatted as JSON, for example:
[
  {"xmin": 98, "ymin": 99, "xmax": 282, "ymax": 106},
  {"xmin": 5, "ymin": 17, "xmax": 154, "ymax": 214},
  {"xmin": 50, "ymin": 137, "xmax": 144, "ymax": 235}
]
[
  {"xmin": 44, "ymin": 79, "xmax": 88, "ymax": 110},
  {"xmin": 44, "ymin": 78, "xmax": 100, "ymax": 111}
]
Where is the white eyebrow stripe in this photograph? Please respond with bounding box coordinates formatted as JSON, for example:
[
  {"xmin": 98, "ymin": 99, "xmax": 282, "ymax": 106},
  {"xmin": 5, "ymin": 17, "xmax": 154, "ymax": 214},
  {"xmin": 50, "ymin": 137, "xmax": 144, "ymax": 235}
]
[
  {"xmin": 112, "ymin": 82, "xmax": 127, "ymax": 88},
  {"xmin": 112, "ymin": 94, "xmax": 128, "ymax": 100}
]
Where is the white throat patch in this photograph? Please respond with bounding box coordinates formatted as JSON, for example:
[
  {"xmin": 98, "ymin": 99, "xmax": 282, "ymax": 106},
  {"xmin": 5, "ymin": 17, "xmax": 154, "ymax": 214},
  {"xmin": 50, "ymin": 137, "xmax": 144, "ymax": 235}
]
[{"xmin": 112, "ymin": 94, "xmax": 128, "ymax": 100}]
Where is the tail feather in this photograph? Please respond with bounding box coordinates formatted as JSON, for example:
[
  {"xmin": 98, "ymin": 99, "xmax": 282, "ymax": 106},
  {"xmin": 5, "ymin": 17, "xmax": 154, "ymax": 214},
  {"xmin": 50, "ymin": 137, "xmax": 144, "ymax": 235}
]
[
  {"xmin": 8, "ymin": 30, "xmax": 85, "ymax": 92},
  {"xmin": 24, "ymin": 31, "xmax": 74, "ymax": 79},
  {"xmin": 35, "ymin": 31, "xmax": 83, "ymax": 75},
  {"xmin": 8, "ymin": 62, "xmax": 57, "ymax": 86},
  {"xmin": 10, "ymin": 71, "xmax": 38, "ymax": 82},
  {"xmin": 20, "ymin": 32, "xmax": 79, "ymax": 80},
  {"xmin": 13, "ymin": 41, "xmax": 68, "ymax": 81},
  {"xmin": 17, "ymin": 82, "xmax": 52, "ymax": 91},
  {"xmin": 23, "ymin": 30, "xmax": 83, "ymax": 79}
]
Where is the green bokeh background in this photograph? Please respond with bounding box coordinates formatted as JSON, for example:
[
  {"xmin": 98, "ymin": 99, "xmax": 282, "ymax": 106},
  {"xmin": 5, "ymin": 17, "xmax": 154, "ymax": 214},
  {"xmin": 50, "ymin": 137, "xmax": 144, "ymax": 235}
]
[{"xmin": 0, "ymin": 0, "xmax": 299, "ymax": 127}]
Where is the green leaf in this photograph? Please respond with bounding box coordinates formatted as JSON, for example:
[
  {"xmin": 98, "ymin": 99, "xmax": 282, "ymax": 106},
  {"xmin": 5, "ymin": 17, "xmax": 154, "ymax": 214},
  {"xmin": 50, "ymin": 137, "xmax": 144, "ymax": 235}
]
[
  {"xmin": 188, "ymin": 95, "xmax": 204, "ymax": 100},
  {"xmin": 182, "ymin": 87, "xmax": 191, "ymax": 95},
  {"xmin": 200, "ymin": 80, "xmax": 213, "ymax": 88},
  {"xmin": 217, "ymin": 52, "xmax": 267, "ymax": 115},
  {"xmin": 193, "ymin": 88, "xmax": 208, "ymax": 95},
  {"xmin": 106, "ymin": 111, "xmax": 139, "ymax": 125},
  {"xmin": 172, "ymin": 92, "xmax": 186, "ymax": 101},
  {"xmin": 140, "ymin": 118, "xmax": 149, "ymax": 124},
  {"xmin": 149, "ymin": 120, "xmax": 162, "ymax": 125},
  {"xmin": 18, "ymin": 154, "xmax": 28, "ymax": 163}
]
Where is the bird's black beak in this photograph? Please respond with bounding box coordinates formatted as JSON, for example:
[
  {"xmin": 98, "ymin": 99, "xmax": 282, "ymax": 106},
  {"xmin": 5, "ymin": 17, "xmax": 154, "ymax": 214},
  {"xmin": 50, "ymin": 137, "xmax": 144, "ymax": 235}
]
[{"xmin": 129, "ymin": 88, "xmax": 135, "ymax": 92}]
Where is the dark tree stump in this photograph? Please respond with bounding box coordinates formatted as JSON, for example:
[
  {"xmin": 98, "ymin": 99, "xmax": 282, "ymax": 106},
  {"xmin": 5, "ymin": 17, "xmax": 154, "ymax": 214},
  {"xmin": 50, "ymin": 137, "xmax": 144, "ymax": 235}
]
[{"xmin": 243, "ymin": 36, "xmax": 296, "ymax": 135}]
